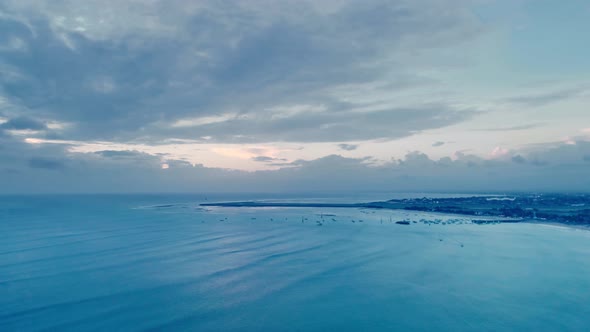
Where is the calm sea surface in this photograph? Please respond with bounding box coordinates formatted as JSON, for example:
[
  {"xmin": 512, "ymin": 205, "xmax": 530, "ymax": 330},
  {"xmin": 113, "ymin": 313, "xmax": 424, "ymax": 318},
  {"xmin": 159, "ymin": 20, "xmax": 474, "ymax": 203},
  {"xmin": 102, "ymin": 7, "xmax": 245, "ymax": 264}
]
[{"xmin": 1, "ymin": 194, "xmax": 589, "ymax": 331}]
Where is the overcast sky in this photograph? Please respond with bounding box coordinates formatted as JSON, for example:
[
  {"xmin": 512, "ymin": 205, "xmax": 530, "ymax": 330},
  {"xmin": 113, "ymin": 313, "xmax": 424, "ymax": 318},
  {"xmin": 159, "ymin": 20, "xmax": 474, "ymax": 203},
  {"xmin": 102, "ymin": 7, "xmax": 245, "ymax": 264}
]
[{"xmin": 1, "ymin": 0, "xmax": 589, "ymax": 193}]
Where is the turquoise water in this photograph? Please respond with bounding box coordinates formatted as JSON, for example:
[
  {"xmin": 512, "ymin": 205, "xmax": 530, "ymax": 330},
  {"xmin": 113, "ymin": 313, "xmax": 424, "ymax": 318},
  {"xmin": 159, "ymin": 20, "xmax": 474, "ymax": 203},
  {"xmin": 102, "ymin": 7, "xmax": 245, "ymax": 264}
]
[{"xmin": 1, "ymin": 194, "xmax": 590, "ymax": 331}]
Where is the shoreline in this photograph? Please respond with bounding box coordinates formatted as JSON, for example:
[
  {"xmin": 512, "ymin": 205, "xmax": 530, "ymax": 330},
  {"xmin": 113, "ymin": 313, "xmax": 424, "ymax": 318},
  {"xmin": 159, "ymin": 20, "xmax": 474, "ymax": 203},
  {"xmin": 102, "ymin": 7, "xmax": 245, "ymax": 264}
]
[
  {"xmin": 523, "ymin": 220, "xmax": 590, "ymax": 231},
  {"xmin": 200, "ymin": 201, "xmax": 367, "ymax": 208},
  {"xmin": 201, "ymin": 200, "xmax": 590, "ymax": 230}
]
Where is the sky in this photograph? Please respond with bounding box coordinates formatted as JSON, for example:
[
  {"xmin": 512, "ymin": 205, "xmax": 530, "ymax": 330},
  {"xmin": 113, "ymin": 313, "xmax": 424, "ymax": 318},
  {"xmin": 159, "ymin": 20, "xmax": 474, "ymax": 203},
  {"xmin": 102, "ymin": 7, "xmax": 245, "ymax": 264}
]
[{"xmin": 0, "ymin": 0, "xmax": 589, "ymax": 193}]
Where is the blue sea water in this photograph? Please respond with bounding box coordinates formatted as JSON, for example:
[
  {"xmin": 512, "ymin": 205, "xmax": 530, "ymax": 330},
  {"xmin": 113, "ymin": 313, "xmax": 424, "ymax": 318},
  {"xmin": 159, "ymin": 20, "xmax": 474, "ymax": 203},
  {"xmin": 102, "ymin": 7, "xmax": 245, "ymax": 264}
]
[{"xmin": 1, "ymin": 194, "xmax": 590, "ymax": 331}]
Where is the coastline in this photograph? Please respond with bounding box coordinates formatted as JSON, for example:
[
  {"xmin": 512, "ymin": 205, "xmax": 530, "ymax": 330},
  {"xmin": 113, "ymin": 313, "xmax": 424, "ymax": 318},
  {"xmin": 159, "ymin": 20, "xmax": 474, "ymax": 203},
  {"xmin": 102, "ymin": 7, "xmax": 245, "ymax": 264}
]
[
  {"xmin": 201, "ymin": 200, "xmax": 590, "ymax": 229},
  {"xmin": 523, "ymin": 220, "xmax": 590, "ymax": 231},
  {"xmin": 200, "ymin": 201, "xmax": 366, "ymax": 208}
]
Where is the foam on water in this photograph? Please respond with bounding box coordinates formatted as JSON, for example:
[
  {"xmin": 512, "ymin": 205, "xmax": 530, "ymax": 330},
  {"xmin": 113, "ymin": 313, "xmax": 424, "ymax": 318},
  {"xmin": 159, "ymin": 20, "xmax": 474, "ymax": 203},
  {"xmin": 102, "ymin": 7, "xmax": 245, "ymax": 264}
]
[{"xmin": 1, "ymin": 194, "xmax": 589, "ymax": 331}]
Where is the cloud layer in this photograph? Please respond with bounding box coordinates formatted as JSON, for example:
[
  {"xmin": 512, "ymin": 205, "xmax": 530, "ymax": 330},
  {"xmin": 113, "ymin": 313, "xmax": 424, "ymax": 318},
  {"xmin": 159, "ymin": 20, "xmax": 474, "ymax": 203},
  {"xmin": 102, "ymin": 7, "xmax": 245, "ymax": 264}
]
[
  {"xmin": 2, "ymin": 135, "xmax": 590, "ymax": 193},
  {"xmin": 0, "ymin": 0, "xmax": 481, "ymax": 143}
]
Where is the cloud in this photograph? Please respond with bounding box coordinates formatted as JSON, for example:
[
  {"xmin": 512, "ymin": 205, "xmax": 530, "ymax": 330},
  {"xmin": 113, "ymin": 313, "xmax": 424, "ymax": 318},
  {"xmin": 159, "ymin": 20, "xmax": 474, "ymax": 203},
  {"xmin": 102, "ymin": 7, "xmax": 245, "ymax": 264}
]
[
  {"xmin": 167, "ymin": 105, "xmax": 473, "ymax": 143},
  {"xmin": 95, "ymin": 150, "xmax": 150, "ymax": 159},
  {"xmin": 252, "ymin": 156, "xmax": 287, "ymax": 163},
  {"xmin": 28, "ymin": 157, "xmax": 65, "ymax": 170},
  {"xmin": 506, "ymin": 88, "xmax": 584, "ymax": 107},
  {"xmin": 337, "ymin": 143, "xmax": 358, "ymax": 151},
  {"xmin": 0, "ymin": 0, "xmax": 483, "ymax": 144},
  {"xmin": 2, "ymin": 138, "xmax": 589, "ymax": 193},
  {"xmin": 476, "ymin": 124, "xmax": 542, "ymax": 132},
  {"xmin": 490, "ymin": 146, "xmax": 509, "ymax": 158},
  {"xmin": 2, "ymin": 1, "xmax": 588, "ymax": 194},
  {"xmin": 0, "ymin": 116, "xmax": 46, "ymax": 130},
  {"xmin": 511, "ymin": 155, "xmax": 526, "ymax": 164}
]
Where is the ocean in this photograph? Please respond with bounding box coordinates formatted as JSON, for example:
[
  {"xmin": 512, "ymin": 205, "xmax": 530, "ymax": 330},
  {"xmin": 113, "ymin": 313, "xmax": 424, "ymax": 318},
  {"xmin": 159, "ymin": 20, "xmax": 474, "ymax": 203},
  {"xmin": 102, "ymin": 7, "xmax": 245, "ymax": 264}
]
[{"xmin": 1, "ymin": 194, "xmax": 589, "ymax": 331}]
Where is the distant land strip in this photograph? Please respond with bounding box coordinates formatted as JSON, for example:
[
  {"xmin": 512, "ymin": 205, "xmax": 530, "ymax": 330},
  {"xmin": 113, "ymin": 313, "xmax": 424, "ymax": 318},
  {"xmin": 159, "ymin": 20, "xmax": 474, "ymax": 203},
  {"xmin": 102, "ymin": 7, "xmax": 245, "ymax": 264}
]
[
  {"xmin": 201, "ymin": 194, "xmax": 590, "ymax": 225},
  {"xmin": 200, "ymin": 202, "xmax": 373, "ymax": 208}
]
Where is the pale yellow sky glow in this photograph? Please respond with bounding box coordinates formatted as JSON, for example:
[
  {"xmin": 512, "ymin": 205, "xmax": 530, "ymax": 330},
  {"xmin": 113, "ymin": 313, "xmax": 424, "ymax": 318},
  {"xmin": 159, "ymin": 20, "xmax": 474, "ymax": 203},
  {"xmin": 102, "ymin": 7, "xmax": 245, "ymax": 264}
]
[
  {"xmin": 22, "ymin": 118, "xmax": 589, "ymax": 172},
  {"xmin": 24, "ymin": 137, "xmax": 311, "ymax": 171}
]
